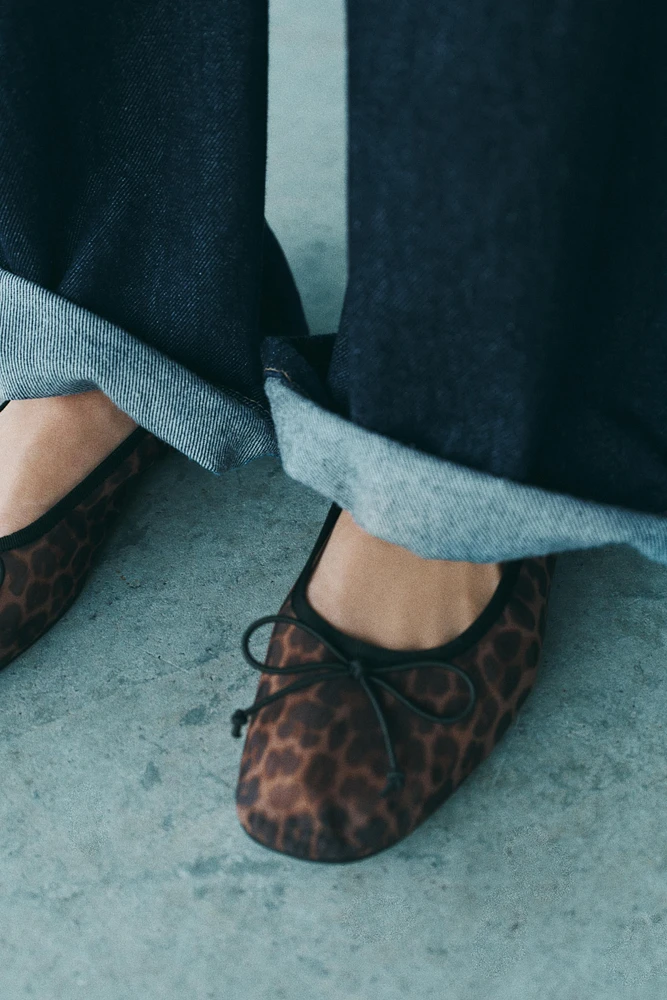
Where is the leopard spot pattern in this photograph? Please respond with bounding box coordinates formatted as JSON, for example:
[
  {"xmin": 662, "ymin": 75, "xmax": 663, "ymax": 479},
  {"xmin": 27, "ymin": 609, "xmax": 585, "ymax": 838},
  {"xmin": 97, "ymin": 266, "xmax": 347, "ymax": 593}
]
[
  {"xmin": 0, "ymin": 433, "xmax": 166, "ymax": 669},
  {"xmin": 236, "ymin": 556, "xmax": 556, "ymax": 862}
]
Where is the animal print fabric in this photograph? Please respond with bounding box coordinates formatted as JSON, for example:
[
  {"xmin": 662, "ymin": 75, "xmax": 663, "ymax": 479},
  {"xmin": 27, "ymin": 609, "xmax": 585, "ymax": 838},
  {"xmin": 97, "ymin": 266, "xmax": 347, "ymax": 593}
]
[
  {"xmin": 236, "ymin": 554, "xmax": 556, "ymax": 862},
  {"xmin": 0, "ymin": 432, "xmax": 165, "ymax": 669}
]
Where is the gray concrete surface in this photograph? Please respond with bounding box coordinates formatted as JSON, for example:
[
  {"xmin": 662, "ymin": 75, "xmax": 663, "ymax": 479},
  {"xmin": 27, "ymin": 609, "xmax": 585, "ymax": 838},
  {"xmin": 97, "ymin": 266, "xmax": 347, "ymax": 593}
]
[{"xmin": 3, "ymin": 1, "xmax": 667, "ymax": 997}]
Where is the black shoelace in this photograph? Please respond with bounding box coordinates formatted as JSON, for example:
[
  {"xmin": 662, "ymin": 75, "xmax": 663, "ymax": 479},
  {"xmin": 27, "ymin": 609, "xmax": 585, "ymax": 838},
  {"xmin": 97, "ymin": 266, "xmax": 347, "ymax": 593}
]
[{"xmin": 231, "ymin": 614, "xmax": 477, "ymax": 797}]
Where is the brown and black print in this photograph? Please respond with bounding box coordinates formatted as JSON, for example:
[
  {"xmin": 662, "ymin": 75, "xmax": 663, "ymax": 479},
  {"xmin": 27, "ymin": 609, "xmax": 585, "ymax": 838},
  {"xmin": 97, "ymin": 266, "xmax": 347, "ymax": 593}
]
[{"xmin": 236, "ymin": 554, "xmax": 556, "ymax": 862}]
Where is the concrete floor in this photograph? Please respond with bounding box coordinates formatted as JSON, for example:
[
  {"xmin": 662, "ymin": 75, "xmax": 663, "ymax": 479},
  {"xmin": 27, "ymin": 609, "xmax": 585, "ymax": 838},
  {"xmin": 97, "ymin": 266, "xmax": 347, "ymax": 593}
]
[{"xmin": 3, "ymin": 2, "xmax": 667, "ymax": 998}]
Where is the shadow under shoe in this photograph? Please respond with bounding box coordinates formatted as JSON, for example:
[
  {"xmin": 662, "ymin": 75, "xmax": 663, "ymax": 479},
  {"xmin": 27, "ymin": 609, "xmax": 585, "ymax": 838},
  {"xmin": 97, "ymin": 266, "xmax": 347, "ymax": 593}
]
[{"xmin": 234, "ymin": 504, "xmax": 556, "ymax": 862}]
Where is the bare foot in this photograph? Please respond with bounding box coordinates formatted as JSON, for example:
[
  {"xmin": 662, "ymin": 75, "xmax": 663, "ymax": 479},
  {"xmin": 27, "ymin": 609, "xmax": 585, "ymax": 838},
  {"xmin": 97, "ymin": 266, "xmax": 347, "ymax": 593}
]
[
  {"xmin": 306, "ymin": 510, "xmax": 502, "ymax": 650},
  {"xmin": 0, "ymin": 392, "xmax": 137, "ymax": 537}
]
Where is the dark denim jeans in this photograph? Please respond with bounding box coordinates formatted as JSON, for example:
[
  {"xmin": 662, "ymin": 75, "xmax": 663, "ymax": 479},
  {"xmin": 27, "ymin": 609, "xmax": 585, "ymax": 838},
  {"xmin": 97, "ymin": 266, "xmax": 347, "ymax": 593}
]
[{"xmin": 1, "ymin": 0, "xmax": 667, "ymax": 561}]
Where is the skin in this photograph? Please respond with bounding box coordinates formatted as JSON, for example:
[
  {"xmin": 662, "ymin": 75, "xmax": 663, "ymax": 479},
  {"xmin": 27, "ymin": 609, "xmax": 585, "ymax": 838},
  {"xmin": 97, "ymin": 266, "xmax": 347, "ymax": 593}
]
[
  {"xmin": 306, "ymin": 509, "xmax": 501, "ymax": 650},
  {"xmin": 0, "ymin": 392, "xmax": 137, "ymax": 537},
  {"xmin": 0, "ymin": 392, "xmax": 500, "ymax": 648}
]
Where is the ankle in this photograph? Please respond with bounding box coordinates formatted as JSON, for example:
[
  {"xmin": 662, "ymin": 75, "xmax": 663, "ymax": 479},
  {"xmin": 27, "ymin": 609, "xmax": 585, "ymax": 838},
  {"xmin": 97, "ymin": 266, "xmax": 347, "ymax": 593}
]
[
  {"xmin": 5, "ymin": 392, "xmax": 136, "ymax": 446},
  {"xmin": 0, "ymin": 392, "xmax": 138, "ymax": 537},
  {"xmin": 306, "ymin": 510, "xmax": 502, "ymax": 650},
  {"xmin": 24, "ymin": 391, "xmax": 136, "ymax": 431}
]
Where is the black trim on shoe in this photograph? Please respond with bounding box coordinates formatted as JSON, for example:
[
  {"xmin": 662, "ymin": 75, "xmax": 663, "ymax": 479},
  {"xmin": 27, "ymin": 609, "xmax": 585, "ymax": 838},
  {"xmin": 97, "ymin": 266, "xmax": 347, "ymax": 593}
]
[
  {"xmin": 0, "ymin": 426, "xmax": 149, "ymax": 553},
  {"xmin": 289, "ymin": 504, "xmax": 523, "ymax": 667}
]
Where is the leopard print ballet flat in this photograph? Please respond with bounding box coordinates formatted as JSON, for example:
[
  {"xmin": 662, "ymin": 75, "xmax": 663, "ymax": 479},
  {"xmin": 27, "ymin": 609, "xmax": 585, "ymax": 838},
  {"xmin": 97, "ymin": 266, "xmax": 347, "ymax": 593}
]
[
  {"xmin": 0, "ymin": 422, "xmax": 166, "ymax": 669},
  {"xmin": 233, "ymin": 504, "xmax": 556, "ymax": 862}
]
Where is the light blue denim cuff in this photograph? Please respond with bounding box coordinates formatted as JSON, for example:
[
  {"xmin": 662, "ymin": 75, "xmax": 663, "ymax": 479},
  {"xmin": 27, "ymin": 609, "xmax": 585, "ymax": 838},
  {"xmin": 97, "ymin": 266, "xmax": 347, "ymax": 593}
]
[
  {"xmin": 6, "ymin": 263, "xmax": 667, "ymax": 564},
  {"xmin": 265, "ymin": 375, "xmax": 667, "ymax": 563},
  {"xmin": 0, "ymin": 268, "xmax": 276, "ymax": 472}
]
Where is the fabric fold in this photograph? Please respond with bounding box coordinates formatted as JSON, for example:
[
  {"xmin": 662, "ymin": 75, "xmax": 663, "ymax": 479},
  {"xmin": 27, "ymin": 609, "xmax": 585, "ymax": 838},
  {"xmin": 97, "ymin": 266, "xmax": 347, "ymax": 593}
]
[
  {"xmin": 0, "ymin": 268, "xmax": 277, "ymax": 472},
  {"xmin": 265, "ymin": 372, "xmax": 667, "ymax": 565}
]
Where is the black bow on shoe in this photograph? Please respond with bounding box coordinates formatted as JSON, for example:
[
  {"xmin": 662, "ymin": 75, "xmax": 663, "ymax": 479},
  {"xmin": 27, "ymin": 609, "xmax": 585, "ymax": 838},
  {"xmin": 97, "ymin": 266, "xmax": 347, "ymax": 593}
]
[{"xmin": 231, "ymin": 614, "xmax": 477, "ymax": 798}]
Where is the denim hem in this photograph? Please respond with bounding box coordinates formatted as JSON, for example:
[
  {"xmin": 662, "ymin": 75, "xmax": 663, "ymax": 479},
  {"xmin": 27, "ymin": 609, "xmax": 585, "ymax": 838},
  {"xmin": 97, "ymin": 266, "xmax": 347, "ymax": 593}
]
[
  {"xmin": 265, "ymin": 375, "xmax": 667, "ymax": 563},
  {"xmin": 0, "ymin": 268, "xmax": 277, "ymax": 473}
]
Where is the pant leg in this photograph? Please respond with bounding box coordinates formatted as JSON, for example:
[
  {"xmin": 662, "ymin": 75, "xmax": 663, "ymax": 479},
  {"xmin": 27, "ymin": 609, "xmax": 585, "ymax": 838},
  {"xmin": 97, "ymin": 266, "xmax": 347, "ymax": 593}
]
[
  {"xmin": 0, "ymin": 0, "xmax": 307, "ymax": 469},
  {"xmin": 333, "ymin": 0, "xmax": 667, "ymax": 513},
  {"xmin": 264, "ymin": 0, "xmax": 667, "ymax": 563}
]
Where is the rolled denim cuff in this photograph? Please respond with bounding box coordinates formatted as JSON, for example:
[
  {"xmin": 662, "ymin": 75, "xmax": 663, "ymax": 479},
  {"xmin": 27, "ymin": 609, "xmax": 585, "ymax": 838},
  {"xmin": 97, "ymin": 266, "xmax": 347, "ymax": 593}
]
[
  {"xmin": 0, "ymin": 268, "xmax": 276, "ymax": 472},
  {"xmin": 265, "ymin": 373, "xmax": 667, "ymax": 563}
]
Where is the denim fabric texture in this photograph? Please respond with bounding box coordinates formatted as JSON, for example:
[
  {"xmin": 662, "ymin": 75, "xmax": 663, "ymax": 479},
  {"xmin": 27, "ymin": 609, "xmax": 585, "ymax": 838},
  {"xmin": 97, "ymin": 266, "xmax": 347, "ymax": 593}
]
[
  {"xmin": 0, "ymin": 0, "xmax": 273, "ymax": 399},
  {"xmin": 328, "ymin": 0, "xmax": 667, "ymax": 514},
  {"xmin": 266, "ymin": 374, "xmax": 667, "ymax": 564},
  {"xmin": 1, "ymin": 0, "xmax": 667, "ymax": 562},
  {"xmin": 0, "ymin": 267, "xmax": 278, "ymax": 472}
]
